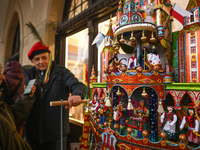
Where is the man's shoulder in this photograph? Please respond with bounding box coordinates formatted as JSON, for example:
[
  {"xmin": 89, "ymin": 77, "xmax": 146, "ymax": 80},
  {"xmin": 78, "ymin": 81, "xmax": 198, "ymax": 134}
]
[{"xmin": 23, "ymin": 66, "xmax": 35, "ymax": 75}]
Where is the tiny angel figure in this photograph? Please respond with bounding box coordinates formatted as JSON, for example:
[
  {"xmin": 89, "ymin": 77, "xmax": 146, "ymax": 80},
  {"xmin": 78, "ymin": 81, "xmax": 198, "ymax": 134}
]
[{"xmin": 143, "ymin": 1, "xmax": 155, "ymax": 23}]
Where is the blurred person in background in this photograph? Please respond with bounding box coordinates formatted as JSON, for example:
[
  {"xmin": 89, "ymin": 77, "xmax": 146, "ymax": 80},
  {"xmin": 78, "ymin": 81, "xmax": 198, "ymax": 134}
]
[{"xmin": 0, "ymin": 62, "xmax": 36, "ymax": 150}]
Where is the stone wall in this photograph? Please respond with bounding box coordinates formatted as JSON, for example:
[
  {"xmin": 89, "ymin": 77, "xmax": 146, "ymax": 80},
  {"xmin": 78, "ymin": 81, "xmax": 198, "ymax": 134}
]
[{"xmin": 0, "ymin": 0, "xmax": 65, "ymax": 67}]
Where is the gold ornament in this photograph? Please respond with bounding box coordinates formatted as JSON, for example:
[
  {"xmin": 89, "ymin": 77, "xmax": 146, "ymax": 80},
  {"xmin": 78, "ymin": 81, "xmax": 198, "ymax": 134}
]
[
  {"xmin": 114, "ymin": 123, "xmax": 119, "ymax": 129},
  {"xmin": 142, "ymin": 130, "xmax": 148, "ymax": 136},
  {"xmin": 94, "ymin": 115, "xmax": 97, "ymax": 120},
  {"xmin": 104, "ymin": 121, "xmax": 108, "ymax": 127},
  {"xmin": 120, "ymin": 34, "xmax": 125, "ymax": 43},
  {"xmin": 116, "ymin": 87, "xmax": 121, "ymax": 96},
  {"xmin": 96, "ymin": 118, "xmax": 101, "ymax": 123},
  {"xmin": 179, "ymin": 134, "xmax": 186, "ymax": 141},
  {"xmin": 127, "ymin": 127, "xmax": 132, "ymax": 133},
  {"xmin": 141, "ymin": 30, "xmax": 147, "ymax": 42},
  {"xmin": 141, "ymin": 87, "xmax": 148, "ymax": 98},
  {"xmin": 150, "ymin": 31, "xmax": 157, "ymax": 43},
  {"xmin": 91, "ymin": 112, "xmax": 95, "ymax": 116},
  {"xmin": 160, "ymin": 132, "xmax": 167, "ymax": 139},
  {"xmin": 130, "ymin": 31, "xmax": 136, "ymax": 42}
]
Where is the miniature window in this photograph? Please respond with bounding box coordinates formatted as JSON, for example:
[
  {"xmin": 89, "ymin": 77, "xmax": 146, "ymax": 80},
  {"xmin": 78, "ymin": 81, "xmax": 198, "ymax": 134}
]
[{"xmin": 190, "ymin": 13, "xmax": 194, "ymax": 22}]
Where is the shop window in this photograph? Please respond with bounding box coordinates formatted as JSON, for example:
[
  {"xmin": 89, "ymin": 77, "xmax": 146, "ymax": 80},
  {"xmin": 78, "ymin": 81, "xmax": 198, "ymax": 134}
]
[
  {"xmin": 65, "ymin": 28, "xmax": 89, "ymax": 85},
  {"xmin": 66, "ymin": 28, "xmax": 88, "ymax": 125},
  {"xmin": 10, "ymin": 23, "xmax": 20, "ymax": 61}
]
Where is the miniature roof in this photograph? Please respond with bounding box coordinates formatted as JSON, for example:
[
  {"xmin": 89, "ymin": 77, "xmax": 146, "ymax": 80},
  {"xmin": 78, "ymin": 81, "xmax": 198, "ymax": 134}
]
[
  {"xmin": 186, "ymin": 0, "xmax": 200, "ymax": 10},
  {"xmin": 106, "ymin": 20, "xmax": 114, "ymax": 37},
  {"xmin": 90, "ymin": 66, "xmax": 97, "ymax": 80}
]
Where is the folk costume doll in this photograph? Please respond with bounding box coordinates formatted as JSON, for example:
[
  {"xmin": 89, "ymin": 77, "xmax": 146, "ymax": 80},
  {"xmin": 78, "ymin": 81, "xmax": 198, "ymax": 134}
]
[
  {"xmin": 134, "ymin": 100, "xmax": 149, "ymax": 130},
  {"xmin": 161, "ymin": 106, "xmax": 178, "ymax": 141},
  {"xmin": 147, "ymin": 46, "xmax": 162, "ymax": 71},
  {"xmin": 108, "ymin": 53, "xmax": 120, "ymax": 73},
  {"xmin": 89, "ymin": 94, "xmax": 99, "ymax": 112},
  {"xmin": 113, "ymin": 105, "xmax": 124, "ymax": 127},
  {"xmin": 137, "ymin": 48, "xmax": 149, "ymax": 70},
  {"xmin": 96, "ymin": 99, "xmax": 108, "ymax": 125},
  {"xmin": 131, "ymin": 111, "xmax": 143, "ymax": 139},
  {"xmin": 180, "ymin": 103, "xmax": 199, "ymax": 147},
  {"xmin": 127, "ymin": 52, "xmax": 137, "ymax": 70}
]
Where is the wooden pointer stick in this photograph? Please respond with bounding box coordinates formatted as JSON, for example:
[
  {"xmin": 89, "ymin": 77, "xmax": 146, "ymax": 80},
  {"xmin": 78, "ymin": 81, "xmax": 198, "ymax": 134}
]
[{"xmin": 50, "ymin": 99, "xmax": 90, "ymax": 106}]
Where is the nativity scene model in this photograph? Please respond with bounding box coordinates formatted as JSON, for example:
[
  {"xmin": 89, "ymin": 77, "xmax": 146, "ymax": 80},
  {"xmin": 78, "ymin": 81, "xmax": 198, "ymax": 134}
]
[{"xmin": 81, "ymin": 0, "xmax": 200, "ymax": 150}]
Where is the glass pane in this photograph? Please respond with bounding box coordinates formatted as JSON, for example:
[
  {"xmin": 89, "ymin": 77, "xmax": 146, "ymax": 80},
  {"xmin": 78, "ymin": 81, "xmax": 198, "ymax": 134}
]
[
  {"xmin": 68, "ymin": 12, "xmax": 74, "ymax": 20},
  {"xmin": 65, "ymin": 28, "xmax": 89, "ymax": 85},
  {"xmin": 75, "ymin": 0, "xmax": 81, "ymax": 6},
  {"xmin": 82, "ymin": 1, "xmax": 88, "ymax": 11},
  {"xmin": 70, "ymin": 0, "xmax": 74, "ymax": 9},
  {"xmin": 97, "ymin": 17, "xmax": 117, "ymax": 82},
  {"xmin": 67, "ymin": 0, "xmax": 88, "ymax": 20},
  {"xmin": 75, "ymin": 7, "xmax": 81, "ymax": 16}
]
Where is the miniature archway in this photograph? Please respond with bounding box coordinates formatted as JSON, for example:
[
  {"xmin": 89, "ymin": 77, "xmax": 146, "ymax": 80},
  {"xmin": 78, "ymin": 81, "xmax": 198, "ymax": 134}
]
[{"xmin": 166, "ymin": 90, "xmax": 186, "ymax": 109}]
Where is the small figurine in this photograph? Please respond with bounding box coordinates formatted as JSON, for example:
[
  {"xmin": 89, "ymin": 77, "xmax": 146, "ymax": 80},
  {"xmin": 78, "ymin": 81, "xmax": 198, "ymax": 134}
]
[
  {"xmin": 180, "ymin": 103, "xmax": 199, "ymax": 147},
  {"xmin": 96, "ymin": 99, "xmax": 108, "ymax": 126},
  {"xmin": 108, "ymin": 53, "xmax": 121, "ymax": 73},
  {"xmin": 134, "ymin": 100, "xmax": 149, "ymax": 130},
  {"xmin": 130, "ymin": 110, "xmax": 143, "ymax": 139},
  {"xmin": 161, "ymin": 106, "xmax": 178, "ymax": 142},
  {"xmin": 113, "ymin": 105, "xmax": 124, "ymax": 128},
  {"xmin": 147, "ymin": 46, "xmax": 162, "ymax": 72},
  {"xmin": 143, "ymin": 1, "xmax": 155, "ymax": 23},
  {"xmin": 127, "ymin": 52, "xmax": 137, "ymax": 70},
  {"xmin": 89, "ymin": 94, "xmax": 99, "ymax": 112},
  {"xmin": 137, "ymin": 48, "xmax": 149, "ymax": 70},
  {"xmin": 136, "ymin": 66, "xmax": 143, "ymax": 72}
]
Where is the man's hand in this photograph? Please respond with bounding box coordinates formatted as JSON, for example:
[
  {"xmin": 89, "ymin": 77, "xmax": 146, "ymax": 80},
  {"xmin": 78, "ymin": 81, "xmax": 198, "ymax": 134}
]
[
  {"xmin": 24, "ymin": 83, "xmax": 37, "ymax": 97},
  {"xmin": 65, "ymin": 95, "xmax": 81, "ymax": 109}
]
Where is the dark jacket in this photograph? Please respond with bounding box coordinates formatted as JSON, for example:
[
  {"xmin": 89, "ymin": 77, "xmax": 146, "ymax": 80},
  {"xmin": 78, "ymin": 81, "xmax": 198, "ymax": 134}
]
[
  {"xmin": 0, "ymin": 91, "xmax": 35, "ymax": 150},
  {"xmin": 23, "ymin": 61, "xmax": 86, "ymax": 144},
  {"xmin": 3, "ymin": 61, "xmax": 25, "ymax": 105}
]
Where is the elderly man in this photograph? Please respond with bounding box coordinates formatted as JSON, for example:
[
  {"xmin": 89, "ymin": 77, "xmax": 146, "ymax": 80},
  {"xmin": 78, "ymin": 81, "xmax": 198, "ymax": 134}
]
[
  {"xmin": 0, "ymin": 63, "xmax": 36, "ymax": 150},
  {"xmin": 23, "ymin": 42, "xmax": 87, "ymax": 150}
]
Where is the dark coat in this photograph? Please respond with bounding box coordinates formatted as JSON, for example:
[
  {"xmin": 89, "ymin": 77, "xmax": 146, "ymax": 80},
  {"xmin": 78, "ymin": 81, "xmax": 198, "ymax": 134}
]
[
  {"xmin": 3, "ymin": 61, "xmax": 25, "ymax": 105},
  {"xmin": 23, "ymin": 61, "xmax": 86, "ymax": 144},
  {"xmin": 0, "ymin": 92, "xmax": 35, "ymax": 150}
]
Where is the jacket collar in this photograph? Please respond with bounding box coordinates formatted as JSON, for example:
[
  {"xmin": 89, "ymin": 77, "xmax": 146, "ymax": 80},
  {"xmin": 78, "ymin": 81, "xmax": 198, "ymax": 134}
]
[{"xmin": 24, "ymin": 61, "xmax": 63, "ymax": 79}]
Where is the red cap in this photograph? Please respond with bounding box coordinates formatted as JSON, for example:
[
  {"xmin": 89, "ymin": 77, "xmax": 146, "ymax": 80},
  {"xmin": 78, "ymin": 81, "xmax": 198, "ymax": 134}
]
[
  {"xmin": 28, "ymin": 42, "xmax": 50, "ymax": 59},
  {"xmin": 187, "ymin": 103, "xmax": 196, "ymax": 109}
]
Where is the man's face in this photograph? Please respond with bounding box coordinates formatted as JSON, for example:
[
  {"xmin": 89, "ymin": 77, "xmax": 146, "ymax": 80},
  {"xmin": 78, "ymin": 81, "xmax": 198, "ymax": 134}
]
[
  {"xmin": 31, "ymin": 52, "xmax": 50, "ymax": 71},
  {"xmin": 132, "ymin": 54, "xmax": 135, "ymax": 57}
]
